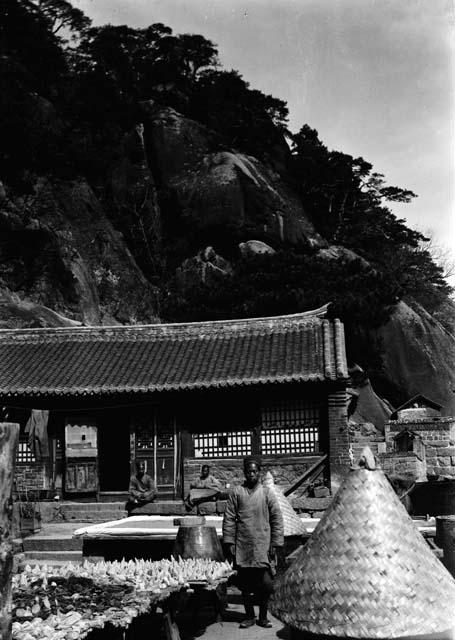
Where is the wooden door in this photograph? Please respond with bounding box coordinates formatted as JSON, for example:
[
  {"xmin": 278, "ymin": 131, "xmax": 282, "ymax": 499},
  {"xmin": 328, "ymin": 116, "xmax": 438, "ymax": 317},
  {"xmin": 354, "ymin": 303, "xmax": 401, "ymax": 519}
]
[
  {"xmin": 134, "ymin": 416, "xmax": 155, "ymax": 481},
  {"xmin": 155, "ymin": 406, "xmax": 176, "ymax": 498},
  {"xmin": 64, "ymin": 416, "xmax": 98, "ymax": 494},
  {"xmin": 134, "ymin": 408, "xmax": 177, "ymax": 499}
]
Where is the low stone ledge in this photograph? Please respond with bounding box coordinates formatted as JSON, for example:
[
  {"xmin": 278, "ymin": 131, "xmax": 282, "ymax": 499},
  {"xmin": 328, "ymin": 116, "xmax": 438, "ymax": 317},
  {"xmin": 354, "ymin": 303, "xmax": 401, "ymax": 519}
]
[{"xmin": 131, "ymin": 501, "xmax": 187, "ymax": 516}]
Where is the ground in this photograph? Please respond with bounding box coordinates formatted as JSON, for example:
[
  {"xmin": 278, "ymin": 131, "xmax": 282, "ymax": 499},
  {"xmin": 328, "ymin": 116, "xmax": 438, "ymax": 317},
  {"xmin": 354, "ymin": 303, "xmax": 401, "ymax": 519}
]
[{"xmin": 176, "ymin": 601, "xmax": 289, "ymax": 639}]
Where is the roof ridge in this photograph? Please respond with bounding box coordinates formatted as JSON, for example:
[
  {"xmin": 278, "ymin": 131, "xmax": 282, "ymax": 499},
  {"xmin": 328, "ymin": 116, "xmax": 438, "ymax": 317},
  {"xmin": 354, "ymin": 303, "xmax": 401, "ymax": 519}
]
[{"xmin": 0, "ymin": 304, "xmax": 332, "ymax": 336}]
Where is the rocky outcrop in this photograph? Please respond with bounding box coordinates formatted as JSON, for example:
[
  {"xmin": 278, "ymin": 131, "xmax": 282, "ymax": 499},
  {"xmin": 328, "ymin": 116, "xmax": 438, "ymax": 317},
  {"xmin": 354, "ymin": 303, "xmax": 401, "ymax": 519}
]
[
  {"xmin": 0, "ymin": 289, "xmax": 82, "ymax": 328},
  {"xmin": 317, "ymin": 245, "xmax": 371, "ymax": 270},
  {"xmin": 175, "ymin": 246, "xmax": 233, "ymax": 290},
  {"xmin": 142, "ymin": 104, "xmax": 324, "ymax": 247},
  {"xmin": 0, "ymin": 178, "xmax": 159, "ymax": 325},
  {"xmin": 239, "ymin": 240, "xmax": 276, "ymax": 258},
  {"xmin": 379, "ymin": 301, "xmax": 455, "ymax": 416},
  {"xmin": 348, "ymin": 365, "xmax": 393, "ymax": 432}
]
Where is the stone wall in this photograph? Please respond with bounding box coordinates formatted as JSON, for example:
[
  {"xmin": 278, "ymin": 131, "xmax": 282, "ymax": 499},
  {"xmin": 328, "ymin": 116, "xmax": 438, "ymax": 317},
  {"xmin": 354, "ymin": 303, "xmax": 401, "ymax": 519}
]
[
  {"xmin": 183, "ymin": 455, "xmax": 325, "ymax": 496},
  {"xmin": 385, "ymin": 417, "xmax": 455, "ymax": 478},
  {"xmin": 377, "ymin": 452, "xmax": 427, "ymax": 482}
]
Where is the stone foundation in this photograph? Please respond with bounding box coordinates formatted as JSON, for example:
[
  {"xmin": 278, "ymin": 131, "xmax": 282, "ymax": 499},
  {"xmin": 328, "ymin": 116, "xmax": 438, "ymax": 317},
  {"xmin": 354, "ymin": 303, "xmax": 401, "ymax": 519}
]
[
  {"xmin": 377, "ymin": 452, "xmax": 427, "ymax": 482},
  {"xmin": 183, "ymin": 455, "xmax": 325, "ymax": 496}
]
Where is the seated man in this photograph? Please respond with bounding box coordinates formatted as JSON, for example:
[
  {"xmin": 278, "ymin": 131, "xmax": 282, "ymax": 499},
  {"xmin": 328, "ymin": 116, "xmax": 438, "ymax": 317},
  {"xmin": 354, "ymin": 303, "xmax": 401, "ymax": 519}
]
[
  {"xmin": 185, "ymin": 464, "xmax": 224, "ymax": 509},
  {"xmin": 126, "ymin": 460, "xmax": 156, "ymax": 515}
]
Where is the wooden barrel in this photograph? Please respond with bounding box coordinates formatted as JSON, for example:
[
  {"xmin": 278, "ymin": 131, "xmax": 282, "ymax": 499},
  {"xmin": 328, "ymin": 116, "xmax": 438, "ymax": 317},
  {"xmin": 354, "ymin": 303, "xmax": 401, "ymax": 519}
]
[
  {"xmin": 172, "ymin": 525, "xmax": 224, "ymax": 561},
  {"xmin": 436, "ymin": 515, "xmax": 455, "ymax": 578}
]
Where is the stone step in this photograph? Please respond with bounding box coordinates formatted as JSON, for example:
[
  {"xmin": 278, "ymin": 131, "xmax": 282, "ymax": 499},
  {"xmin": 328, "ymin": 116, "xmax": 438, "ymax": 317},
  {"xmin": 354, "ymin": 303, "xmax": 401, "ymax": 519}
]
[
  {"xmin": 63, "ymin": 510, "xmax": 126, "ymax": 522},
  {"xmin": 24, "ymin": 550, "xmax": 83, "ymax": 563},
  {"xmin": 61, "ymin": 502, "xmax": 126, "ymax": 512},
  {"xmin": 22, "ymin": 558, "xmax": 85, "ymax": 569},
  {"xmin": 23, "ymin": 535, "xmax": 82, "ymax": 552}
]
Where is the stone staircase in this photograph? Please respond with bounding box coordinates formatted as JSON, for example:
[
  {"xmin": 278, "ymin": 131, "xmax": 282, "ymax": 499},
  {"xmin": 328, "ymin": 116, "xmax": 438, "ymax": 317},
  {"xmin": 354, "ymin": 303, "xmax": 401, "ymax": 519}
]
[
  {"xmin": 19, "ymin": 502, "xmax": 127, "ymax": 566},
  {"xmin": 21, "ymin": 523, "xmax": 85, "ymax": 566}
]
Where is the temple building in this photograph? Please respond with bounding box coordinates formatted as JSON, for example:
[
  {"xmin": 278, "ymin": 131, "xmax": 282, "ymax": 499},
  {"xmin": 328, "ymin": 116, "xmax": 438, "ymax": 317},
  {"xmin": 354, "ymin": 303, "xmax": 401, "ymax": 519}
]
[{"xmin": 0, "ymin": 304, "xmax": 350, "ymax": 500}]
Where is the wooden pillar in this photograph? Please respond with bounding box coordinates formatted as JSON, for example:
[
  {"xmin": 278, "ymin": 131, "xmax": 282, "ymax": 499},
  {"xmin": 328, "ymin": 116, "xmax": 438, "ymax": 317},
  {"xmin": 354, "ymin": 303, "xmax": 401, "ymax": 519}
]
[{"xmin": 0, "ymin": 422, "xmax": 20, "ymax": 640}]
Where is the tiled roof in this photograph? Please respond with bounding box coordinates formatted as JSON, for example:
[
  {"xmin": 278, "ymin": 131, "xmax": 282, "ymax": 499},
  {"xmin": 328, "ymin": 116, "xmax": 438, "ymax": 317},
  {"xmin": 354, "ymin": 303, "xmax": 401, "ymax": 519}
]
[{"xmin": 0, "ymin": 305, "xmax": 348, "ymax": 397}]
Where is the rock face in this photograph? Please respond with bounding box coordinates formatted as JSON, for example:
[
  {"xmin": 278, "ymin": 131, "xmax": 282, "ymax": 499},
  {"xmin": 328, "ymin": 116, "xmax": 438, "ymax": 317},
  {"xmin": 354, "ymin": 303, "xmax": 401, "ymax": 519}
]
[
  {"xmin": 379, "ymin": 301, "xmax": 455, "ymax": 416},
  {"xmin": 0, "ymin": 178, "xmax": 159, "ymax": 327},
  {"xmin": 348, "ymin": 365, "xmax": 393, "ymax": 432},
  {"xmin": 143, "ymin": 104, "xmax": 324, "ymax": 247}
]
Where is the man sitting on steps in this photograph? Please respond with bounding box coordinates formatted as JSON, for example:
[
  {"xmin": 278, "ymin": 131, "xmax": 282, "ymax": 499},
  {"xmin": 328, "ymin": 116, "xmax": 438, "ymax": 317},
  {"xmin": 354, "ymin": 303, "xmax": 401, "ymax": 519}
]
[
  {"xmin": 185, "ymin": 464, "xmax": 224, "ymax": 510},
  {"xmin": 126, "ymin": 460, "xmax": 157, "ymax": 515}
]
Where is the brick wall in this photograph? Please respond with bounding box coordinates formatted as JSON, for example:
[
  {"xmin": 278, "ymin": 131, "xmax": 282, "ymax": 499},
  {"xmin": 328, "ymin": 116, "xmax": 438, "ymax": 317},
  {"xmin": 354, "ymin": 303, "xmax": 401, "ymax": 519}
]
[
  {"xmin": 183, "ymin": 455, "xmax": 324, "ymax": 496},
  {"xmin": 327, "ymin": 389, "xmax": 350, "ymax": 466},
  {"xmin": 15, "ymin": 463, "xmax": 49, "ymax": 493},
  {"xmin": 327, "ymin": 388, "xmax": 350, "ymax": 491},
  {"xmin": 385, "ymin": 417, "xmax": 455, "ymax": 478}
]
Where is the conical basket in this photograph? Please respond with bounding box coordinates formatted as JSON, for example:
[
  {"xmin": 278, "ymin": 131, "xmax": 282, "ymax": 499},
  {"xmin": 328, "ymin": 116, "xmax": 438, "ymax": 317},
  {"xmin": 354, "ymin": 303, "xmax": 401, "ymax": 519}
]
[
  {"xmin": 263, "ymin": 471, "xmax": 306, "ymax": 537},
  {"xmin": 270, "ymin": 448, "xmax": 455, "ymax": 638}
]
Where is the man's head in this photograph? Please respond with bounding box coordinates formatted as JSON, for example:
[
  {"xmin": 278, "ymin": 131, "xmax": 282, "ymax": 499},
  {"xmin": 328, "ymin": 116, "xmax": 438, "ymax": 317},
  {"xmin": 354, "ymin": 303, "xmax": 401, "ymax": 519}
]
[
  {"xmin": 243, "ymin": 456, "xmax": 260, "ymax": 488},
  {"xmin": 201, "ymin": 464, "xmax": 210, "ymax": 479},
  {"xmin": 136, "ymin": 460, "xmax": 146, "ymax": 477}
]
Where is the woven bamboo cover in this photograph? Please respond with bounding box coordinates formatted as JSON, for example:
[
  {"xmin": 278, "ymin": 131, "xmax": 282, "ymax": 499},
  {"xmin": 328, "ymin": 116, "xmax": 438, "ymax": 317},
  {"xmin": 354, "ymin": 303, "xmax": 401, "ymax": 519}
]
[
  {"xmin": 263, "ymin": 472, "xmax": 306, "ymax": 536},
  {"xmin": 270, "ymin": 453, "xmax": 455, "ymax": 638}
]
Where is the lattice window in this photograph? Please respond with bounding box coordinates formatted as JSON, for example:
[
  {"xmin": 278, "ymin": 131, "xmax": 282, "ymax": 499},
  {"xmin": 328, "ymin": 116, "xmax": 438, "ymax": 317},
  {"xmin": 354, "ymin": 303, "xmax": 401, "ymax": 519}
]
[
  {"xmin": 193, "ymin": 431, "xmax": 252, "ymax": 458},
  {"xmin": 16, "ymin": 436, "xmax": 36, "ymax": 464},
  {"xmin": 261, "ymin": 399, "xmax": 320, "ymax": 454},
  {"xmin": 136, "ymin": 425, "xmax": 154, "ymax": 450},
  {"xmin": 261, "ymin": 425, "xmax": 319, "ymax": 455}
]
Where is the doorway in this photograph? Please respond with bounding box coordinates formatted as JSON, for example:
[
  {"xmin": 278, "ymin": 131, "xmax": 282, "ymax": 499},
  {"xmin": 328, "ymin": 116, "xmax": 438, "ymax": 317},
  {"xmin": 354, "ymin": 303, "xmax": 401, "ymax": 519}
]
[{"xmin": 97, "ymin": 409, "xmax": 131, "ymax": 491}]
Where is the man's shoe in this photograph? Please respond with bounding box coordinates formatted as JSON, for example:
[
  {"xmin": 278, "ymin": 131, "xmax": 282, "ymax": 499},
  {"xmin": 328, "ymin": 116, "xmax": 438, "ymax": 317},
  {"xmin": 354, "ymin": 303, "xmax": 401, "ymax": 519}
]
[
  {"xmin": 239, "ymin": 618, "xmax": 256, "ymax": 629},
  {"xmin": 256, "ymin": 618, "xmax": 273, "ymax": 628}
]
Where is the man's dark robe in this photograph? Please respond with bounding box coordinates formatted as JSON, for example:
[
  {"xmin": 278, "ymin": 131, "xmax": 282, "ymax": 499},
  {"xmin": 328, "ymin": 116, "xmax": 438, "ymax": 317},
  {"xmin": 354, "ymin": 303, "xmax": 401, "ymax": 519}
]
[
  {"xmin": 222, "ymin": 483, "xmax": 284, "ymax": 568},
  {"xmin": 128, "ymin": 473, "xmax": 156, "ymax": 504}
]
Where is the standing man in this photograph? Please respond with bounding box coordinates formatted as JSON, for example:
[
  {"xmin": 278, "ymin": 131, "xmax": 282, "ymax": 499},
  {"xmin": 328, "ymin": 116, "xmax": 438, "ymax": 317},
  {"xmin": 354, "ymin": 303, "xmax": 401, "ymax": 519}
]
[
  {"xmin": 126, "ymin": 460, "xmax": 156, "ymax": 515},
  {"xmin": 222, "ymin": 456, "xmax": 284, "ymax": 629}
]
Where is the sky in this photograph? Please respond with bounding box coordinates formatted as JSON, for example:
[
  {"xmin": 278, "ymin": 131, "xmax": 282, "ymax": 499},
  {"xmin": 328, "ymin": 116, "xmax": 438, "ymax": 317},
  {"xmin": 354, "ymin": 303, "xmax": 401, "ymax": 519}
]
[{"xmin": 74, "ymin": 0, "xmax": 454, "ymax": 278}]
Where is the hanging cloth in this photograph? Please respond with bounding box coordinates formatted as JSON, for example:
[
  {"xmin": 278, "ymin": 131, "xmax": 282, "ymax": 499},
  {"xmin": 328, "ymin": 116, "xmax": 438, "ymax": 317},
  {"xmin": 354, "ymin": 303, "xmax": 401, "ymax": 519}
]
[{"xmin": 24, "ymin": 409, "xmax": 49, "ymax": 460}]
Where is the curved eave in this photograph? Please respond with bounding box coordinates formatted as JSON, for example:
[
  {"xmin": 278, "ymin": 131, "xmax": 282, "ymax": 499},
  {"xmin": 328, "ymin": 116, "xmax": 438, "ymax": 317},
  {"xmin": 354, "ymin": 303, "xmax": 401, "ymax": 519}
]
[{"xmin": 0, "ymin": 371, "xmax": 348, "ymax": 398}]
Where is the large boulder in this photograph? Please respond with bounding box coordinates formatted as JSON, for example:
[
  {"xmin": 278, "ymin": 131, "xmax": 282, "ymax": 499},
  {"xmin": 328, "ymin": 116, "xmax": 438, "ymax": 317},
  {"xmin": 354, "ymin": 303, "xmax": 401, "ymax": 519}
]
[
  {"xmin": 142, "ymin": 104, "xmax": 324, "ymax": 248},
  {"xmin": 239, "ymin": 240, "xmax": 276, "ymax": 257},
  {"xmin": 379, "ymin": 301, "xmax": 455, "ymax": 416}
]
